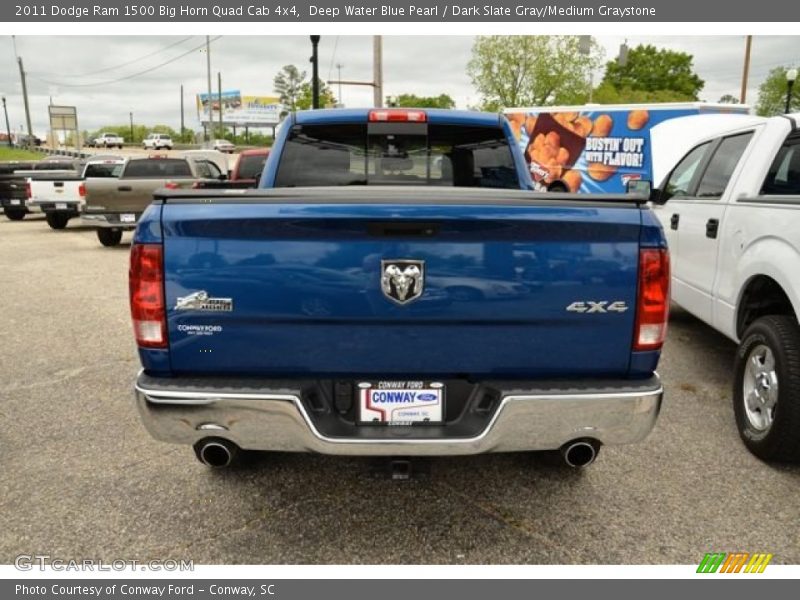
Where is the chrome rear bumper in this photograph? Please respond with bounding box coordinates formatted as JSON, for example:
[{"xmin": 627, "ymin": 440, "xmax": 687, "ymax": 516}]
[{"xmin": 135, "ymin": 373, "xmax": 663, "ymax": 456}]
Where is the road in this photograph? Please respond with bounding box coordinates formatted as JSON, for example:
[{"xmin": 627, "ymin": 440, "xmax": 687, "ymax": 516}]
[{"xmin": 1, "ymin": 214, "xmax": 798, "ymax": 565}]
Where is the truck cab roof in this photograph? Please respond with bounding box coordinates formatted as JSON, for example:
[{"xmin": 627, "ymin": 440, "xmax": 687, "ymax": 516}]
[{"xmin": 293, "ymin": 108, "xmax": 504, "ymax": 127}]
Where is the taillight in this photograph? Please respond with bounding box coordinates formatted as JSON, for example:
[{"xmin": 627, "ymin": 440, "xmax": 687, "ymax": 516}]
[
  {"xmin": 368, "ymin": 109, "xmax": 427, "ymax": 123},
  {"xmin": 634, "ymin": 248, "xmax": 670, "ymax": 351},
  {"xmin": 164, "ymin": 181, "xmax": 180, "ymax": 189},
  {"xmin": 129, "ymin": 244, "xmax": 167, "ymax": 349},
  {"xmin": 25, "ymin": 181, "xmax": 32, "ymax": 199},
  {"xmin": 78, "ymin": 183, "xmax": 86, "ymax": 197}
]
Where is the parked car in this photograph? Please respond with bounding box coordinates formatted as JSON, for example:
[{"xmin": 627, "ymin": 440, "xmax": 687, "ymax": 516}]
[
  {"xmin": 142, "ymin": 133, "xmax": 174, "ymax": 151},
  {"xmin": 27, "ymin": 155, "xmax": 124, "ymax": 229},
  {"xmin": 13, "ymin": 133, "xmax": 44, "ymax": 147},
  {"xmin": 650, "ymin": 112, "xmax": 800, "ymax": 461},
  {"xmin": 82, "ymin": 155, "xmax": 225, "ymax": 247},
  {"xmin": 89, "ymin": 133, "xmax": 124, "ymax": 149},
  {"xmin": 211, "ymin": 139, "xmax": 235, "ymax": 153},
  {"xmin": 230, "ymin": 148, "xmax": 269, "ymax": 187},
  {"xmin": 131, "ymin": 108, "xmax": 669, "ymax": 469}
]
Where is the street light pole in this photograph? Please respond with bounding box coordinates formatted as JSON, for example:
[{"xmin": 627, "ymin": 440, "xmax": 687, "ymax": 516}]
[
  {"xmin": 310, "ymin": 35, "xmax": 320, "ymax": 109},
  {"xmin": 1, "ymin": 96, "xmax": 12, "ymax": 148},
  {"xmin": 786, "ymin": 68, "xmax": 798, "ymax": 114},
  {"xmin": 205, "ymin": 35, "xmax": 212, "ymax": 142},
  {"xmin": 129, "ymin": 112, "xmax": 134, "ymax": 143}
]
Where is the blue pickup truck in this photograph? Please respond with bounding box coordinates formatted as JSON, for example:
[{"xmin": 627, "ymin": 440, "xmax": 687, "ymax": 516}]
[{"xmin": 130, "ymin": 108, "xmax": 669, "ymax": 469}]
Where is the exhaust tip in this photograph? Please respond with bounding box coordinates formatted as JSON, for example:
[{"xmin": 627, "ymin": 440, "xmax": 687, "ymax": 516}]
[
  {"xmin": 561, "ymin": 440, "xmax": 599, "ymax": 468},
  {"xmin": 194, "ymin": 438, "xmax": 239, "ymax": 468}
]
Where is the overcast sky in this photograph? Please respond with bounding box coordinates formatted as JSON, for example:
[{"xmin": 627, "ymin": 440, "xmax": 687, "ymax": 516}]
[{"xmin": 1, "ymin": 35, "xmax": 798, "ymax": 134}]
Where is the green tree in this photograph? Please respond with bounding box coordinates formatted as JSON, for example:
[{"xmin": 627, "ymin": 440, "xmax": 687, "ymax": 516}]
[
  {"xmin": 755, "ymin": 66, "xmax": 800, "ymax": 116},
  {"xmin": 592, "ymin": 81, "xmax": 699, "ymax": 104},
  {"xmin": 600, "ymin": 44, "xmax": 704, "ymax": 100},
  {"xmin": 718, "ymin": 94, "xmax": 740, "ymax": 104},
  {"xmin": 273, "ymin": 65, "xmax": 307, "ymax": 112},
  {"xmin": 295, "ymin": 78, "xmax": 337, "ymax": 110},
  {"xmin": 391, "ymin": 93, "xmax": 456, "ymax": 109},
  {"xmin": 467, "ymin": 35, "xmax": 603, "ymax": 110}
]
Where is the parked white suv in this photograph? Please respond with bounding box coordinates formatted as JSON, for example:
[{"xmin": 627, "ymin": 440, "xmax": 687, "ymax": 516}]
[
  {"xmin": 650, "ymin": 113, "xmax": 800, "ymax": 462},
  {"xmin": 142, "ymin": 133, "xmax": 174, "ymax": 150}
]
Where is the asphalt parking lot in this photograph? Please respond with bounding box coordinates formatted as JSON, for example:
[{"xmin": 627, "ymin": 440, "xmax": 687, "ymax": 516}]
[{"xmin": 1, "ymin": 214, "xmax": 799, "ymax": 565}]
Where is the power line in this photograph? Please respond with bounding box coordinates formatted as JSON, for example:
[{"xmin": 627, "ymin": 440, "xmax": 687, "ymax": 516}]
[
  {"xmin": 28, "ymin": 36, "xmax": 222, "ymax": 89},
  {"xmin": 30, "ymin": 36, "xmax": 195, "ymax": 78},
  {"xmin": 327, "ymin": 35, "xmax": 339, "ymax": 80}
]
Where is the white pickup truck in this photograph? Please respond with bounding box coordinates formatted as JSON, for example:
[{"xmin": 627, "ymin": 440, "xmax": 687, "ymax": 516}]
[
  {"xmin": 89, "ymin": 132, "xmax": 125, "ymax": 149},
  {"xmin": 650, "ymin": 113, "xmax": 800, "ymax": 462},
  {"xmin": 28, "ymin": 156, "xmax": 125, "ymax": 229}
]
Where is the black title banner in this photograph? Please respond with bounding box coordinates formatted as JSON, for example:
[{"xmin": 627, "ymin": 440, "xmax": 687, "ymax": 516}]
[{"xmin": 5, "ymin": 0, "xmax": 798, "ymax": 22}]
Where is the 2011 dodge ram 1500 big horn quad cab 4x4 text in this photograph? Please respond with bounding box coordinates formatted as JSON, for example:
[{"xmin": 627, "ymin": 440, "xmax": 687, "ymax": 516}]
[
  {"xmin": 650, "ymin": 112, "xmax": 800, "ymax": 462},
  {"xmin": 130, "ymin": 109, "xmax": 670, "ymax": 469}
]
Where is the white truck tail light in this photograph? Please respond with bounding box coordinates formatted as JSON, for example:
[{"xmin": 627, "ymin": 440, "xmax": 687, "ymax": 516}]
[
  {"xmin": 634, "ymin": 248, "xmax": 670, "ymax": 351},
  {"xmin": 78, "ymin": 183, "xmax": 86, "ymax": 197},
  {"xmin": 25, "ymin": 181, "xmax": 32, "ymax": 199},
  {"xmin": 368, "ymin": 109, "xmax": 427, "ymax": 123},
  {"xmin": 129, "ymin": 244, "xmax": 167, "ymax": 348}
]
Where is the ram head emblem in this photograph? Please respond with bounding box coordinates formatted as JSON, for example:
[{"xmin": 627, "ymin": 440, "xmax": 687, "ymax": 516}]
[{"xmin": 381, "ymin": 260, "xmax": 425, "ymax": 305}]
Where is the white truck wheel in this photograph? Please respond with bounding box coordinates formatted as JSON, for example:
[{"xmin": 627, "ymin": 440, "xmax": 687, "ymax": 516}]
[{"xmin": 733, "ymin": 315, "xmax": 800, "ymax": 462}]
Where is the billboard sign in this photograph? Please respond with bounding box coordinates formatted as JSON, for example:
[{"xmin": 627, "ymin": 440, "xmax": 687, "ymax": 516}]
[
  {"xmin": 197, "ymin": 90, "xmax": 282, "ymax": 126},
  {"xmin": 48, "ymin": 105, "xmax": 78, "ymax": 131}
]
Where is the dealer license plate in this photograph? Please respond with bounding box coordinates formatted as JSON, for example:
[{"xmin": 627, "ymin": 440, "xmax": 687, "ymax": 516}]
[
  {"xmin": 120, "ymin": 213, "xmax": 136, "ymax": 223},
  {"xmin": 358, "ymin": 381, "xmax": 444, "ymax": 425},
  {"xmin": 55, "ymin": 203, "xmax": 67, "ymax": 210}
]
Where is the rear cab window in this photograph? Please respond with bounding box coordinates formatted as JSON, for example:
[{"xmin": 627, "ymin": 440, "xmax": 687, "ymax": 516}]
[
  {"xmin": 274, "ymin": 120, "xmax": 518, "ymax": 189},
  {"xmin": 761, "ymin": 135, "xmax": 800, "ymax": 195},
  {"xmin": 84, "ymin": 163, "xmax": 123, "ymax": 178},
  {"xmin": 236, "ymin": 154, "xmax": 268, "ymax": 179},
  {"xmin": 123, "ymin": 159, "xmax": 192, "ymax": 178}
]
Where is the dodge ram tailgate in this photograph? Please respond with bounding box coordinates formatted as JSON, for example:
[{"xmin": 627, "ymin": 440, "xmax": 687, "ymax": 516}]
[{"xmin": 159, "ymin": 187, "xmax": 644, "ymax": 378}]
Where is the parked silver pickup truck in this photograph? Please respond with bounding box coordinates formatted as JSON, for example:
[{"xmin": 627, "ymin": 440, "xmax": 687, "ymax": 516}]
[{"xmin": 82, "ymin": 156, "xmax": 226, "ymax": 246}]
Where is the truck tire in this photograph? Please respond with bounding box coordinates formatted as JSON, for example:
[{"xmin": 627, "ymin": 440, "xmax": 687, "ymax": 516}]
[
  {"xmin": 96, "ymin": 228, "xmax": 123, "ymax": 247},
  {"xmin": 45, "ymin": 212, "xmax": 70, "ymax": 230},
  {"xmin": 733, "ymin": 315, "xmax": 800, "ymax": 462},
  {"xmin": 4, "ymin": 208, "xmax": 26, "ymax": 221}
]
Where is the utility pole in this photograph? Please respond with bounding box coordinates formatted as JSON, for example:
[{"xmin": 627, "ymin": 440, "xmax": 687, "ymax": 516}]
[
  {"xmin": 129, "ymin": 112, "xmax": 134, "ymax": 143},
  {"xmin": 205, "ymin": 35, "xmax": 212, "ymax": 141},
  {"xmin": 740, "ymin": 35, "xmax": 752, "ymax": 104},
  {"xmin": 310, "ymin": 35, "xmax": 321, "ymax": 109},
  {"xmin": 180, "ymin": 84, "xmax": 185, "ymax": 142},
  {"xmin": 2, "ymin": 96, "xmax": 12, "ymax": 148},
  {"xmin": 336, "ymin": 63, "xmax": 343, "ymax": 106},
  {"xmin": 17, "ymin": 57, "xmax": 33, "ymax": 146},
  {"xmin": 217, "ymin": 72, "xmax": 223, "ymax": 138},
  {"xmin": 373, "ymin": 35, "xmax": 383, "ymax": 108}
]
